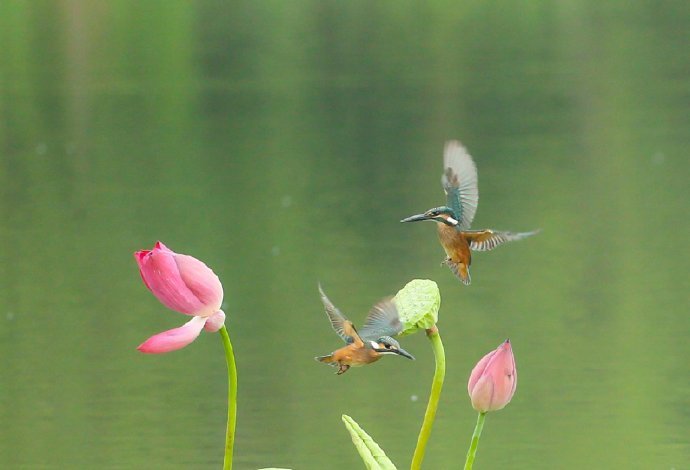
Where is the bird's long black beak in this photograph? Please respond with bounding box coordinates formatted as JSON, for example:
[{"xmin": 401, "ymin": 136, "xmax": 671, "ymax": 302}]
[
  {"xmin": 374, "ymin": 346, "xmax": 415, "ymax": 360},
  {"xmin": 393, "ymin": 348, "xmax": 415, "ymax": 360},
  {"xmin": 400, "ymin": 213, "xmax": 430, "ymax": 223}
]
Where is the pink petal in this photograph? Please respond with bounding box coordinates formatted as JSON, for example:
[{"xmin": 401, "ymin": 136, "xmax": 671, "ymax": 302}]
[
  {"xmin": 467, "ymin": 349, "xmax": 497, "ymax": 395},
  {"xmin": 469, "ymin": 374, "xmax": 495, "ymax": 413},
  {"xmin": 485, "ymin": 340, "xmax": 517, "ymax": 410},
  {"xmin": 136, "ymin": 242, "xmax": 208, "ymax": 315},
  {"xmin": 154, "ymin": 241, "xmax": 172, "ymax": 253},
  {"xmin": 174, "ymin": 254, "xmax": 223, "ymax": 316},
  {"xmin": 137, "ymin": 316, "xmax": 206, "ymax": 354},
  {"xmin": 134, "ymin": 250, "xmax": 152, "ymax": 290},
  {"xmin": 203, "ymin": 310, "xmax": 226, "ymax": 332}
]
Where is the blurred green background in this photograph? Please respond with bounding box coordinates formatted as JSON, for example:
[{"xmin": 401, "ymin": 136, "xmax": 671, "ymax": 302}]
[{"xmin": 1, "ymin": 1, "xmax": 688, "ymax": 469}]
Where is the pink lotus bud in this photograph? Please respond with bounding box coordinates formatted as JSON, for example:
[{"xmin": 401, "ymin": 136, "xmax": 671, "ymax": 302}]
[
  {"xmin": 467, "ymin": 340, "xmax": 517, "ymax": 413},
  {"xmin": 135, "ymin": 241, "xmax": 223, "ymax": 318},
  {"xmin": 135, "ymin": 242, "xmax": 227, "ymax": 354}
]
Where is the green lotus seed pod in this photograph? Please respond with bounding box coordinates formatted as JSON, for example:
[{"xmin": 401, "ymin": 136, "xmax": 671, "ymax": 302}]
[{"xmin": 394, "ymin": 279, "xmax": 440, "ymax": 336}]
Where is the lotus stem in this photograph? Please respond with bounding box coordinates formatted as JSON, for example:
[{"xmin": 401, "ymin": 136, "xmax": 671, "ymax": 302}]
[
  {"xmin": 410, "ymin": 326, "xmax": 445, "ymax": 470},
  {"xmin": 219, "ymin": 325, "xmax": 237, "ymax": 470},
  {"xmin": 463, "ymin": 412, "xmax": 486, "ymax": 470}
]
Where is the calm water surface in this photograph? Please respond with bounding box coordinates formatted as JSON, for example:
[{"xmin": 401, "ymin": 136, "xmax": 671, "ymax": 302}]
[{"xmin": 1, "ymin": 2, "xmax": 688, "ymax": 469}]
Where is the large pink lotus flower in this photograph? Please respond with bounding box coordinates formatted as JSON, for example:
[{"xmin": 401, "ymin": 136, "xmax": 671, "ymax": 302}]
[
  {"xmin": 467, "ymin": 339, "xmax": 517, "ymax": 413},
  {"xmin": 135, "ymin": 241, "xmax": 226, "ymax": 354}
]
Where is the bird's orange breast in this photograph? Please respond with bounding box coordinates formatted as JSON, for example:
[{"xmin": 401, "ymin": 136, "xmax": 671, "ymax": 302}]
[{"xmin": 436, "ymin": 223, "xmax": 472, "ymax": 265}]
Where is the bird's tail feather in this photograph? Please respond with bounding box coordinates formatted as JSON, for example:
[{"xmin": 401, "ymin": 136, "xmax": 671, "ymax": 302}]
[
  {"xmin": 443, "ymin": 258, "xmax": 471, "ymax": 285},
  {"xmin": 315, "ymin": 354, "xmax": 334, "ymax": 363}
]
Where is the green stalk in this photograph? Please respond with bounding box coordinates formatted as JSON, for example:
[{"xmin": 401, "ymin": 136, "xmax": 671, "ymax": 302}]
[
  {"xmin": 463, "ymin": 412, "xmax": 486, "ymax": 470},
  {"xmin": 410, "ymin": 326, "xmax": 445, "ymax": 470},
  {"xmin": 219, "ymin": 325, "xmax": 237, "ymax": 470}
]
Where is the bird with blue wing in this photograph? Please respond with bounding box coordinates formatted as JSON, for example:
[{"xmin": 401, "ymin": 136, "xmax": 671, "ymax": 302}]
[
  {"xmin": 401, "ymin": 141, "xmax": 538, "ymax": 285},
  {"xmin": 315, "ymin": 285, "xmax": 414, "ymax": 375}
]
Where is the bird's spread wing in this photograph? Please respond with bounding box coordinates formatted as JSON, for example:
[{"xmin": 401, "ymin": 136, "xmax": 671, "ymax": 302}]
[
  {"xmin": 464, "ymin": 229, "xmax": 539, "ymax": 251},
  {"xmin": 342, "ymin": 321, "xmax": 364, "ymax": 348},
  {"xmin": 358, "ymin": 297, "xmax": 403, "ymax": 341},
  {"xmin": 318, "ymin": 284, "xmax": 355, "ymax": 344},
  {"xmin": 442, "ymin": 140, "xmax": 479, "ymax": 231}
]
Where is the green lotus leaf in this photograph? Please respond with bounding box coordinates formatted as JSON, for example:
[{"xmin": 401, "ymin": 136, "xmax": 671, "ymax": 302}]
[{"xmin": 394, "ymin": 279, "xmax": 440, "ymax": 336}]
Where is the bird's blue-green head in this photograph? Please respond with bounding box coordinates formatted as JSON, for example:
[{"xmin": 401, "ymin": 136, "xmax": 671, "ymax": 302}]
[
  {"xmin": 401, "ymin": 206, "xmax": 458, "ymax": 226},
  {"xmin": 368, "ymin": 335, "xmax": 415, "ymax": 360}
]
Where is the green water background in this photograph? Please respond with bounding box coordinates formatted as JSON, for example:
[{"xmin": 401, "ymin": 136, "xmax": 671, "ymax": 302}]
[{"xmin": 1, "ymin": 1, "xmax": 688, "ymax": 469}]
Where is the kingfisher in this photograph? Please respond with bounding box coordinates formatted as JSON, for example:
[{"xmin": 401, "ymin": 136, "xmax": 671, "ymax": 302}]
[
  {"xmin": 401, "ymin": 140, "xmax": 538, "ymax": 285},
  {"xmin": 315, "ymin": 285, "xmax": 414, "ymax": 375}
]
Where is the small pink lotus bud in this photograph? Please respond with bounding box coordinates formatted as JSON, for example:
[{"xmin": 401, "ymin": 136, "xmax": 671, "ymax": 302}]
[
  {"xmin": 467, "ymin": 340, "xmax": 517, "ymax": 413},
  {"xmin": 135, "ymin": 241, "xmax": 223, "ymax": 318}
]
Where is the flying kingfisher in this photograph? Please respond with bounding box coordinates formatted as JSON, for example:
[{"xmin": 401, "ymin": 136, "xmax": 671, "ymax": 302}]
[
  {"xmin": 315, "ymin": 285, "xmax": 414, "ymax": 375},
  {"xmin": 401, "ymin": 140, "xmax": 538, "ymax": 285}
]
